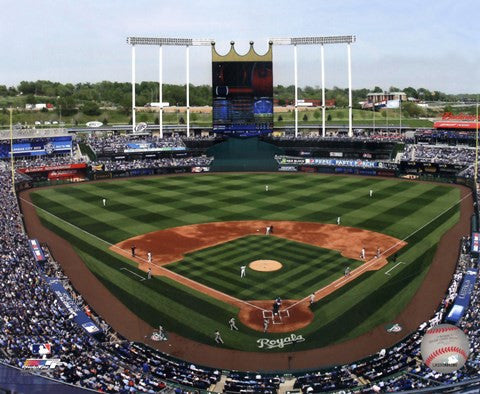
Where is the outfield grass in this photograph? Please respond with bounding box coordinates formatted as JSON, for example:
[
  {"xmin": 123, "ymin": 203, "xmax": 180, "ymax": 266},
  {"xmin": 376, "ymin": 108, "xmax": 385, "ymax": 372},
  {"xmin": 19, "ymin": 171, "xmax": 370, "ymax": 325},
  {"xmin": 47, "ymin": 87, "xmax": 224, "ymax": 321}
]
[{"xmin": 30, "ymin": 174, "xmax": 460, "ymax": 352}]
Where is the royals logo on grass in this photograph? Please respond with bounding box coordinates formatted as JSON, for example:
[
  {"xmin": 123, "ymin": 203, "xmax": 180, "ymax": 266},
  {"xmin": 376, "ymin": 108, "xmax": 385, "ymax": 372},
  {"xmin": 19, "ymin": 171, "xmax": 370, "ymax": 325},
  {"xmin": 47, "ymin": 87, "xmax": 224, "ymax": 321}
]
[
  {"xmin": 257, "ymin": 334, "xmax": 305, "ymax": 349},
  {"xmin": 385, "ymin": 323, "xmax": 403, "ymax": 333}
]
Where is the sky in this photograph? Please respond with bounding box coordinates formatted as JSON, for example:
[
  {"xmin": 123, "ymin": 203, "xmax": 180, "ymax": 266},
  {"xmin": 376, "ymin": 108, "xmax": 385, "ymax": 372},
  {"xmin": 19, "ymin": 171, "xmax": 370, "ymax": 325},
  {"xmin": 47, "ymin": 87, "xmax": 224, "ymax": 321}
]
[{"xmin": 2, "ymin": 0, "xmax": 479, "ymax": 93}]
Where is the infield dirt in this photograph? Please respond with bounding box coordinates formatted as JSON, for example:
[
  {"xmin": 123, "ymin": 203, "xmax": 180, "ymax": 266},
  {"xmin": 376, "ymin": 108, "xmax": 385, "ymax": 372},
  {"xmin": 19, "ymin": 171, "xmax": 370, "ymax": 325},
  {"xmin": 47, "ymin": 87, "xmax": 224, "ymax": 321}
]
[{"xmin": 111, "ymin": 220, "xmax": 406, "ymax": 332}]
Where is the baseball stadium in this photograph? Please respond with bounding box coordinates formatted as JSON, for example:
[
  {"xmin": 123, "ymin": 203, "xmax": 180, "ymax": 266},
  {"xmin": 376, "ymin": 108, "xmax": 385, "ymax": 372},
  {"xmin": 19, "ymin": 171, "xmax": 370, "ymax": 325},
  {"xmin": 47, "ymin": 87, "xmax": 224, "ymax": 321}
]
[{"xmin": 2, "ymin": 23, "xmax": 480, "ymax": 394}]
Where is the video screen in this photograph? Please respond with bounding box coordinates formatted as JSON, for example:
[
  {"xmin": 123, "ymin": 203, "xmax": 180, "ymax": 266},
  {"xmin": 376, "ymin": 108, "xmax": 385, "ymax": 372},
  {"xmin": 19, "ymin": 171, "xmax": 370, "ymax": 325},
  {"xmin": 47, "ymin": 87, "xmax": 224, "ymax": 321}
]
[{"xmin": 212, "ymin": 61, "xmax": 273, "ymax": 137}]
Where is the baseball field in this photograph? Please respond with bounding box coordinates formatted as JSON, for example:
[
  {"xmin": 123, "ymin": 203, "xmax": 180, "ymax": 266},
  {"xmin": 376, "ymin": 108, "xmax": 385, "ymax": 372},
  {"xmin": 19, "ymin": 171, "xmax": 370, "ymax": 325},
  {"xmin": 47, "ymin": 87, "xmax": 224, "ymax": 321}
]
[{"xmin": 27, "ymin": 173, "xmax": 462, "ymax": 353}]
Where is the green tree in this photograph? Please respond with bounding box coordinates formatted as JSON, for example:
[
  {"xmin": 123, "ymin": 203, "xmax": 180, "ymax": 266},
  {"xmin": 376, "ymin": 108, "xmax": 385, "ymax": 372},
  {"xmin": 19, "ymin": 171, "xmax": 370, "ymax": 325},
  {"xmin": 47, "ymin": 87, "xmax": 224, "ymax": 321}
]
[
  {"xmin": 403, "ymin": 87, "xmax": 418, "ymax": 99},
  {"xmin": 302, "ymin": 113, "xmax": 308, "ymax": 121},
  {"xmin": 402, "ymin": 102, "xmax": 425, "ymax": 117},
  {"xmin": 82, "ymin": 101, "xmax": 101, "ymax": 116},
  {"xmin": 313, "ymin": 110, "xmax": 321, "ymax": 120},
  {"xmin": 372, "ymin": 86, "xmax": 383, "ymax": 93},
  {"xmin": 24, "ymin": 94, "xmax": 36, "ymax": 105},
  {"xmin": 57, "ymin": 96, "xmax": 77, "ymax": 116},
  {"xmin": 327, "ymin": 114, "xmax": 332, "ymax": 121},
  {"xmin": 277, "ymin": 115, "xmax": 283, "ymax": 122}
]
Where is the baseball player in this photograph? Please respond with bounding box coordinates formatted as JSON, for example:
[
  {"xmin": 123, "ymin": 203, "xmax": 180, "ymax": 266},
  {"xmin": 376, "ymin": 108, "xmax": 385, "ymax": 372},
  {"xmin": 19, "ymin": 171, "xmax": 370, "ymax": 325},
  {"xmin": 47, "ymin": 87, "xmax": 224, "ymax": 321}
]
[
  {"xmin": 344, "ymin": 266, "xmax": 351, "ymax": 277},
  {"xmin": 158, "ymin": 325, "xmax": 166, "ymax": 340},
  {"xmin": 147, "ymin": 267, "xmax": 152, "ymax": 280},
  {"xmin": 376, "ymin": 246, "xmax": 381, "ymax": 258},
  {"xmin": 240, "ymin": 265, "xmax": 246, "ymax": 278},
  {"xmin": 273, "ymin": 300, "xmax": 280, "ymax": 316},
  {"xmin": 265, "ymin": 185, "xmax": 269, "ymax": 192},
  {"xmin": 263, "ymin": 318, "xmax": 269, "ymax": 333},
  {"xmin": 102, "ymin": 198, "xmax": 106, "ymax": 206},
  {"xmin": 337, "ymin": 216, "xmax": 341, "ymax": 225},
  {"xmin": 369, "ymin": 189, "xmax": 373, "ymax": 198},
  {"xmin": 275, "ymin": 296, "xmax": 282, "ymax": 306},
  {"xmin": 309, "ymin": 293, "xmax": 315, "ymax": 305},
  {"xmin": 265, "ymin": 226, "xmax": 270, "ymax": 235},
  {"xmin": 147, "ymin": 251, "xmax": 152, "ymax": 264},
  {"xmin": 214, "ymin": 330, "xmax": 224, "ymax": 344},
  {"xmin": 229, "ymin": 317, "xmax": 238, "ymax": 331},
  {"xmin": 131, "ymin": 245, "xmax": 136, "ymax": 257},
  {"xmin": 360, "ymin": 247, "xmax": 366, "ymax": 260}
]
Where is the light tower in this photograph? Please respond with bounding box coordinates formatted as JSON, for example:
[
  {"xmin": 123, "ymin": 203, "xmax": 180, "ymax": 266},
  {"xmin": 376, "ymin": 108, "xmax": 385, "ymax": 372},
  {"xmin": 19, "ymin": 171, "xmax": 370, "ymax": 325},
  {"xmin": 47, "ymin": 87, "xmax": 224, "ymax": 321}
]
[
  {"xmin": 126, "ymin": 37, "xmax": 212, "ymax": 137},
  {"xmin": 270, "ymin": 35, "xmax": 356, "ymax": 137}
]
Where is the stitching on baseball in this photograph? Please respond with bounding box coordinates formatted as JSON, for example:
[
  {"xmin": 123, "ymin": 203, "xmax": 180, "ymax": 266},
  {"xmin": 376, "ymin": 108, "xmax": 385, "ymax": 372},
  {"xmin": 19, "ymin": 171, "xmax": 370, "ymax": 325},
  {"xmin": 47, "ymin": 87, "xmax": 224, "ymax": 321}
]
[
  {"xmin": 427, "ymin": 326, "xmax": 459, "ymax": 335},
  {"xmin": 425, "ymin": 346, "xmax": 468, "ymax": 368}
]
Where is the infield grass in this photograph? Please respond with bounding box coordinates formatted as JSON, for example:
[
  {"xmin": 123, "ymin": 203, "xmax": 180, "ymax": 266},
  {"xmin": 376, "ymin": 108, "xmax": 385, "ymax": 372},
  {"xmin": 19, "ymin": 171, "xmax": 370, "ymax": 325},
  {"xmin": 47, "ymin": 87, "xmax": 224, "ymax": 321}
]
[{"xmin": 29, "ymin": 173, "xmax": 461, "ymax": 352}]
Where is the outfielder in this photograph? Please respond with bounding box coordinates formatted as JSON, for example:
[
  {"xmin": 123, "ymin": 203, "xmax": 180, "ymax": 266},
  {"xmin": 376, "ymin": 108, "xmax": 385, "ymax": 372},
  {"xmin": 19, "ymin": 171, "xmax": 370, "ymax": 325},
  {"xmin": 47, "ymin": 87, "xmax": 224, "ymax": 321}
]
[
  {"xmin": 265, "ymin": 185, "xmax": 269, "ymax": 192},
  {"xmin": 337, "ymin": 216, "xmax": 341, "ymax": 225},
  {"xmin": 240, "ymin": 265, "xmax": 246, "ymax": 278},
  {"xmin": 369, "ymin": 189, "xmax": 373, "ymax": 198},
  {"xmin": 102, "ymin": 198, "xmax": 106, "ymax": 206},
  {"xmin": 229, "ymin": 317, "xmax": 238, "ymax": 331}
]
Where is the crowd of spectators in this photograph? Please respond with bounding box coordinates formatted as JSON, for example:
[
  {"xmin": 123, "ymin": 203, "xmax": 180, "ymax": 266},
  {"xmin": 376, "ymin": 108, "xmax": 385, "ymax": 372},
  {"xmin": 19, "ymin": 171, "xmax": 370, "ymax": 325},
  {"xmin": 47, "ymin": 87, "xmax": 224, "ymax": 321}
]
[
  {"xmin": 0, "ymin": 167, "xmax": 222, "ymax": 393},
  {"xmin": 14, "ymin": 155, "xmax": 86, "ymax": 170},
  {"xmin": 294, "ymin": 237, "xmax": 480, "ymax": 393},
  {"xmin": 87, "ymin": 135, "xmax": 185, "ymax": 154},
  {"xmin": 266, "ymin": 130, "xmax": 407, "ymax": 142},
  {"xmin": 401, "ymin": 144, "xmax": 476, "ymax": 166},
  {"xmin": 4, "ymin": 132, "xmax": 480, "ymax": 393},
  {"xmin": 90, "ymin": 156, "xmax": 213, "ymax": 172}
]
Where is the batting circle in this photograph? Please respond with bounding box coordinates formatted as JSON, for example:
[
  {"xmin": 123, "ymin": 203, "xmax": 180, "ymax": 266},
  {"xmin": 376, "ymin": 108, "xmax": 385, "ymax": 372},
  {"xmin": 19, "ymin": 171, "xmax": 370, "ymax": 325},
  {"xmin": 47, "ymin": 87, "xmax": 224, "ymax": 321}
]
[
  {"xmin": 420, "ymin": 324, "xmax": 470, "ymax": 373},
  {"xmin": 249, "ymin": 260, "xmax": 283, "ymax": 272}
]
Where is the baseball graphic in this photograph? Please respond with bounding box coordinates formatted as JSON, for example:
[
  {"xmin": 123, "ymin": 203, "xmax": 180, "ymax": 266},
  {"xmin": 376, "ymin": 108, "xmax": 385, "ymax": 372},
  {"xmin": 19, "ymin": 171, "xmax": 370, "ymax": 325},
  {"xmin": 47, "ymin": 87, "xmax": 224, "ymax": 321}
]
[{"xmin": 420, "ymin": 324, "xmax": 470, "ymax": 373}]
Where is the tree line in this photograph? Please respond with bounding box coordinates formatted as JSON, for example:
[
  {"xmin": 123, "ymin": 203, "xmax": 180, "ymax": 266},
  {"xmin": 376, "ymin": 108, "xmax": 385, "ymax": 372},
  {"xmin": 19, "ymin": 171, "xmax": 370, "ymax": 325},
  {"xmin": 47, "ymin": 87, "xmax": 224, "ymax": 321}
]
[{"xmin": 0, "ymin": 80, "xmax": 477, "ymax": 118}]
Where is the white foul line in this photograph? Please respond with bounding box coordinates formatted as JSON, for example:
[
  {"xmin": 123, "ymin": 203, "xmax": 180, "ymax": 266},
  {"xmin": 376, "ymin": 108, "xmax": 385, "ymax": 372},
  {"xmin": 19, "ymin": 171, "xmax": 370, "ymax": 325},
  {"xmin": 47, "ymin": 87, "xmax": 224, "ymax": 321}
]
[
  {"xmin": 385, "ymin": 262, "xmax": 405, "ymax": 276},
  {"xmin": 20, "ymin": 196, "xmax": 265, "ymax": 311},
  {"xmin": 120, "ymin": 267, "xmax": 146, "ymax": 281},
  {"xmin": 285, "ymin": 191, "xmax": 471, "ymax": 311}
]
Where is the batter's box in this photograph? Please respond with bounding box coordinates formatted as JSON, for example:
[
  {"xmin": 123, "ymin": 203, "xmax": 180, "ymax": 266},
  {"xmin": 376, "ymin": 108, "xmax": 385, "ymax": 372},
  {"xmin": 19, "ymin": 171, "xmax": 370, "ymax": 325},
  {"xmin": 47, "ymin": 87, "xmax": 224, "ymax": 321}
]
[{"xmin": 262, "ymin": 309, "xmax": 290, "ymax": 324}]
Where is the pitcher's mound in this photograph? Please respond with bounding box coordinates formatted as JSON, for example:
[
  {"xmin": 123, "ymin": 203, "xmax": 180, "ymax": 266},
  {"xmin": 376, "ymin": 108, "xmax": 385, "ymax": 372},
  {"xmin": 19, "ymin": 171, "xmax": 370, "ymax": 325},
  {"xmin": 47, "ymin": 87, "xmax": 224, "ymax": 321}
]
[{"xmin": 249, "ymin": 260, "xmax": 283, "ymax": 272}]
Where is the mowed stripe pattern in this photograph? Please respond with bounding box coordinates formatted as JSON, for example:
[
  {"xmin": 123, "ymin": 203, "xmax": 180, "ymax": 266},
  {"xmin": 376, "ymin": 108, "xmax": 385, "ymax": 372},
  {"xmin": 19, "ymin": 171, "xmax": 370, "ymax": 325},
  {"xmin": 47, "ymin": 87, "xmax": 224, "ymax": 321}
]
[
  {"xmin": 31, "ymin": 174, "xmax": 458, "ymax": 243},
  {"xmin": 29, "ymin": 174, "xmax": 461, "ymax": 351},
  {"xmin": 167, "ymin": 235, "xmax": 363, "ymax": 300}
]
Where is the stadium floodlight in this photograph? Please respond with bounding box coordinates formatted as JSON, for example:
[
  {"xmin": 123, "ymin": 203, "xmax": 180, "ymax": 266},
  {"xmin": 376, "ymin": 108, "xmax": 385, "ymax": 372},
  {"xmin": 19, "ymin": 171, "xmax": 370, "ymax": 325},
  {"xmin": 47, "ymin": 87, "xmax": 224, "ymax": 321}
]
[
  {"xmin": 269, "ymin": 35, "xmax": 356, "ymax": 137},
  {"xmin": 127, "ymin": 36, "xmax": 212, "ymax": 137},
  {"xmin": 269, "ymin": 35, "xmax": 355, "ymax": 46},
  {"xmin": 126, "ymin": 37, "xmax": 212, "ymax": 46},
  {"xmin": 269, "ymin": 38, "xmax": 291, "ymax": 45}
]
